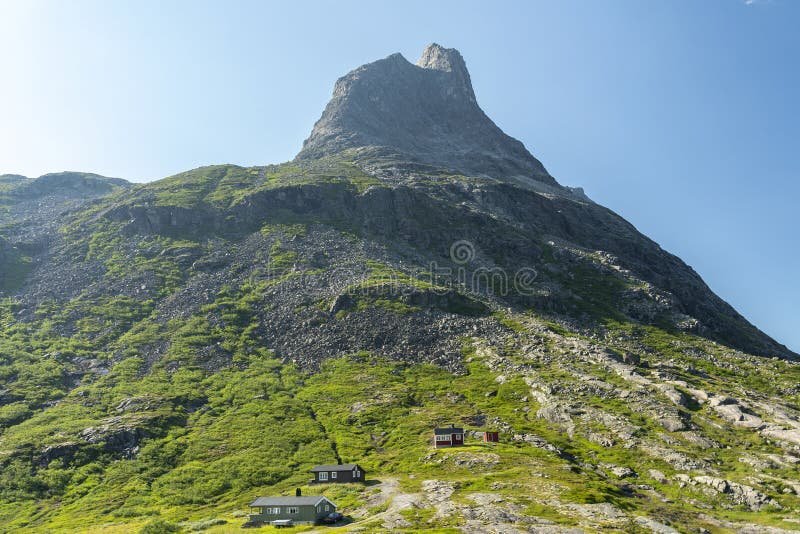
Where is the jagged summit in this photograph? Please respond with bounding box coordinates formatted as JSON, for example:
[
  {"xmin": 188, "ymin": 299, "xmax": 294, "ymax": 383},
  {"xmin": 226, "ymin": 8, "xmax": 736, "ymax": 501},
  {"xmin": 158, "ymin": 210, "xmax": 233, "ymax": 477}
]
[
  {"xmin": 415, "ymin": 43, "xmax": 476, "ymax": 102},
  {"xmin": 296, "ymin": 44, "xmax": 555, "ymax": 186},
  {"xmin": 417, "ymin": 43, "xmax": 465, "ymax": 71}
]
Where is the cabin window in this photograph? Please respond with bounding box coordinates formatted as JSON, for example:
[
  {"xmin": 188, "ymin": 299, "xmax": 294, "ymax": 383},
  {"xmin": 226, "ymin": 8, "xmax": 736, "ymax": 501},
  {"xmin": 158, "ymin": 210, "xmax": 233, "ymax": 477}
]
[
  {"xmin": 355, "ymin": 470, "xmax": 361, "ymax": 478},
  {"xmin": 435, "ymin": 435, "xmax": 449, "ymax": 441},
  {"xmin": 265, "ymin": 507, "xmax": 280, "ymax": 514},
  {"xmin": 454, "ymin": 434, "xmax": 462, "ymax": 439},
  {"xmin": 331, "ymin": 471, "xmax": 337, "ymax": 479},
  {"xmin": 325, "ymin": 505, "xmax": 330, "ymax": 512},
  {"xmin": 288, "ymin": 507, "xmax": 299, "ymax": 514},
  {"xmin": 319, "ymin": 472, "xmax": 328, "ymax": 481}
]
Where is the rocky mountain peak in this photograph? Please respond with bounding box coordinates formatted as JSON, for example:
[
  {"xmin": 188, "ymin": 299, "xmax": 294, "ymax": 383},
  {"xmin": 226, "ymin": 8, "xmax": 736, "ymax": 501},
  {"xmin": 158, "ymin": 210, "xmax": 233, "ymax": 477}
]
[
  {"xmin": 417, "ymin": 42, "xmax": 465, "ymax": 72},
  {"xmin": 415, "ymin": 43, "xmax": 476, "ymax": 102},
  {"xmin": 296, "ymin": 44, "xmax": 556, "ymax": 186}
]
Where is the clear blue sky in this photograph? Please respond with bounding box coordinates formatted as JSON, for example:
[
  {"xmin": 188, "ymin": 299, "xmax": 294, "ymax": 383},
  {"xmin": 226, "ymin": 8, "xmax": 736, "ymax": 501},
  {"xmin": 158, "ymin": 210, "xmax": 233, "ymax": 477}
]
[{"xmin": 1, "ymin": 0, "xmax": 798, "ymax": 352}]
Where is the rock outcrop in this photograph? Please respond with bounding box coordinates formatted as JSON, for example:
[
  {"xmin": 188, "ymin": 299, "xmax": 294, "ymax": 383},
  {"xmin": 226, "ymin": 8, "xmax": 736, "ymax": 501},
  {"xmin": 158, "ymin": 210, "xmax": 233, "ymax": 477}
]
[{"xmin": 297, "ymin": 43, "xmax": 554, "ymax": 186}]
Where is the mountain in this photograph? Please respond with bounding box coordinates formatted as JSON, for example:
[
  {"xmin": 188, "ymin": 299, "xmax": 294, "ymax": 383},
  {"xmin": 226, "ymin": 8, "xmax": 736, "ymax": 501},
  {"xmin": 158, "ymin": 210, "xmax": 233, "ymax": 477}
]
[
  {"xmin": 297, "ymin": 43, "xmax": 553, "ymax": 188},
  {"xmin": 301, "ymin": 43, "xmax": 792, "ymax": 362},
  {"xmin": 0, "ymin": 45, "xmax": 798, "ymax": 533}
]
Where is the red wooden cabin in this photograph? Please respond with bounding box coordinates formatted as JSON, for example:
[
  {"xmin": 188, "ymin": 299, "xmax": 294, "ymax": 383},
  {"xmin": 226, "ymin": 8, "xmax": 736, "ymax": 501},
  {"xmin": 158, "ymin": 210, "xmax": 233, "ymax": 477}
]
[{"xmin": 433, "ymin": 425, "xmax": 464, "ymax": 448}]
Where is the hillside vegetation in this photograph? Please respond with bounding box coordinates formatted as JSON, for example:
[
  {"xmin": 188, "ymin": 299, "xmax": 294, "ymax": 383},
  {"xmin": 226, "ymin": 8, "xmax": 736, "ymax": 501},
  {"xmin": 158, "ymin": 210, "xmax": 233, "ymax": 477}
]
[{"xmin": 0, "ymin": 162, "xmax": 799, "ymax": 533}]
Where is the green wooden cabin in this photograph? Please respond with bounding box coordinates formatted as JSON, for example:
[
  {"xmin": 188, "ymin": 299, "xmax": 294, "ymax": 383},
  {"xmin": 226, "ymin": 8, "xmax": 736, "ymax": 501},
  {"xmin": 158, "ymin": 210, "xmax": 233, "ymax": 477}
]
[{"xmin": 248, "ymin": 494, "xmax": 337, "ymax": 525}]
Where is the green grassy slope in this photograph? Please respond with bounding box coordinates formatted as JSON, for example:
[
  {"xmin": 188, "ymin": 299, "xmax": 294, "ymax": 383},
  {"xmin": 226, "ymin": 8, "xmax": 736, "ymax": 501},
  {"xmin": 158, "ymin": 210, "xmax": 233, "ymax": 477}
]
[
  {"xmin": 0, "ymin": 163, "xmax": 798, "ymax": 533},
  {"xmin": 2, "ymin": 296, "xmax": 799, "ymax": 532}
]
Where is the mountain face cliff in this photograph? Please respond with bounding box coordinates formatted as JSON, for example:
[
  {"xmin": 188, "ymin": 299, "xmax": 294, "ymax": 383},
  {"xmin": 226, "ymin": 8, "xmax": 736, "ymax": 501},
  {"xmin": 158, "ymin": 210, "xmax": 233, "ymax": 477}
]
[
  {"xmin": 297, "ymin": 43, "xmax": 791, "ymax": 361},
  {"xmin": 0, "ymin": 45, "xmax": 798, "ymax": 533},
  {"xmin": 297, "ymin": 44, "xmax": 553, "ymax": 187}
]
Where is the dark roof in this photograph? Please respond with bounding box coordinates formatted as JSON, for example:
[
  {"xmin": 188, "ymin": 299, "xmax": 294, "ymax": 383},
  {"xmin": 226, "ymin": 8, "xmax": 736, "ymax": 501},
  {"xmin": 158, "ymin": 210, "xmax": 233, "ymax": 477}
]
[
  {"xmin": 310, "ymin": 463, "xmax": 360, "ymax": 472},
  {"xmin": 250, "ymin": 495, "xmax": 335, "ymax": 507},
  {"xmin": 434, "ymin": 426, "xmax": 464, "ymax": 435}
]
